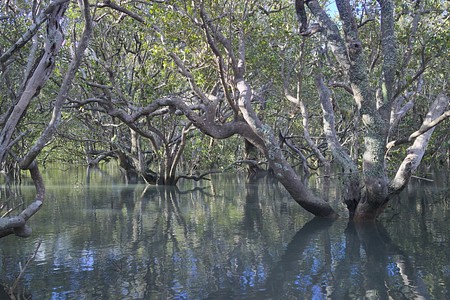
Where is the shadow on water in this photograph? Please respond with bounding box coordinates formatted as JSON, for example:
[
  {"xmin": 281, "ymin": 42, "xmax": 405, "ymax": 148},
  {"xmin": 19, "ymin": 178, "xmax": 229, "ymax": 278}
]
[{"xmin": 0, "ymin": 167, "xmax": 448, "ymax": 299}]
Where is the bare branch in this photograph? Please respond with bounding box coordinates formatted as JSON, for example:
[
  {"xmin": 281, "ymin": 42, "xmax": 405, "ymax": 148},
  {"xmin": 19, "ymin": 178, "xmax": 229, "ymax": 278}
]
[
  {"xmin": 199, "ymin": 8, "xmax": 238, "ymax": 112},
  {"xmin": 96, "ymin": 0, "xmax": 144, "ymax": 23},
  {"xmin": 257, "ymin": 4, "xmax": 288, "ymax": 15},
  {"xmin": 328, "ymin": 81, "xmax": 354, "ymax": 95},
  {"xmin": 389, "ymin": 94, "xmax": 449, "ymax": 194},
  {"xmin": 0, "ymin": 162, "xmax": 44, "ymax": 238},
  {"xmin": 387, "ymin": 109, "xmax": 450, "ymax": 149},
  {"xmin": 357, "ymin": 18, "xmax": 375, "ymax": 28}
]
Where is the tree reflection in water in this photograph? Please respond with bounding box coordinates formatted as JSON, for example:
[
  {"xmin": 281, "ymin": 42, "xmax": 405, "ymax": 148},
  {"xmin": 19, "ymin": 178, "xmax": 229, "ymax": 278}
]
[
  {"xmin": 241, "ymin": 217, "xmax": 432, "ymax": 299},
  {"xmin": 0, "ymin": 169, "xmax": 448, "ymax": 299}
]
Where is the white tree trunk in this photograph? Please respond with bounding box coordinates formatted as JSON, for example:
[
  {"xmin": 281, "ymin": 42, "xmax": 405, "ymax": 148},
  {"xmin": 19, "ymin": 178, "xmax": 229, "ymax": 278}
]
[{"xmin": 390, "ymin": 94, "xmax": 449, "ymax": 192}]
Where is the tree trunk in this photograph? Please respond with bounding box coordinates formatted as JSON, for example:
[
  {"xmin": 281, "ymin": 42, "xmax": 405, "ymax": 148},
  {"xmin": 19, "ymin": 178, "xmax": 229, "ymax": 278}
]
[
  {"xmin": 244, "ymin": 139, "xmax": 264, "ymax": 176},
  {"xmin": 169, "ymin": 13, "xmax": 338, "ymax": 218},
  {"xmin": 389, "ymin": 94, "xmax": 449, "ymax": 194},
  {"xmin": 315, "ymin": 72, "xmax": 361, "ymax": 217},
  {"xmin": 0, "ymin": 1, "xmax": 68, "ymax": 163},
  {"xmin": 236, "ymin": 76, "xmax": 337, "ymax": 218}
]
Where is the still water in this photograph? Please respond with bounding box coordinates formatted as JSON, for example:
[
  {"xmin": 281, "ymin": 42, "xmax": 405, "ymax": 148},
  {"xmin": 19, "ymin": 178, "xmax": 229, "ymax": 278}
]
[{"xmin": 0, "ymin": 165, "xmax": 449, "ymax": 299}]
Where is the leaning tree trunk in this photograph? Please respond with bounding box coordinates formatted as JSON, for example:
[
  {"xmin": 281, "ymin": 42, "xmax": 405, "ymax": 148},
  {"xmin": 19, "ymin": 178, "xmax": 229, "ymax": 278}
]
[
  {"xmin": 0, "ymin": 2, "xmax": 68, "ymax": 163},
  {"xmin": 234, "ymin": 48, "xmax": 337, "ymax": 218},
  {"xmin": 1, "ymin": 2, "xmax": 66, "ymax": 238},
  {"xmin": 168, "ymin": 47, "xmax": 337, "ymax": 217},
  {"xmin": 169, "ymin": 8, "xmax": 339, "ymax": 218},
  {"xmin": 0, "ymin": 0, "xmax": 92, "ymax": 238}
]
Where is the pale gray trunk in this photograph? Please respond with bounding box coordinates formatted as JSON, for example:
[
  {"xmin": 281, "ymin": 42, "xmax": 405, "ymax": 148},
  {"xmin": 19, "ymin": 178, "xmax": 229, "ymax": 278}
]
[
  {"xmin": 20, "ymin": 0, "xmax": 92, "ymax": 169},
  {"xmin": 389, "ymin": 94, "xmax": 449, "ymax": 193},
  {"xmin": 236, "ymin": 76, "xmax": 337, "ymax": 218},
  {"xmin": 307, "ymin": 0, "xmax": 392, "ymax": 219},
  {"xmin": 315, "ymin": 73, "xmax": 361, "ymax": 216},
  {"xmin": 0, "ymin": 2, "xmax": 68, "ymax": 163},
  {"xmin": 0, "ymin": 0, "xmax": 92, "ymax": 239}
]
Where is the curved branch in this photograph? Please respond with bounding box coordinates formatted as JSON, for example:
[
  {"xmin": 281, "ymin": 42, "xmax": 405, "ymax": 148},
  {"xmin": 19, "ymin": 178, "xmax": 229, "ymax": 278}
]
[
  {"xmin": 387, "ymin": 109, "xmax": 450, "ymax": 150},
  {"xmin": 328, "ymin": 81, "xmax": 354, "ymax": 95},
  {"xmin": 389, "ymin": 94, "xmax": 449, "ymax": 194},
  {"xmin": 199, "ymin": 8, "xmax": 239, "ymax": 113},
  {"xmin": 0, "ymin": 162, "xmax": 44, "ymax": 238},
  {"xmin": 96, "ymin": 0, "xmax": 144, "ymax": 23}
]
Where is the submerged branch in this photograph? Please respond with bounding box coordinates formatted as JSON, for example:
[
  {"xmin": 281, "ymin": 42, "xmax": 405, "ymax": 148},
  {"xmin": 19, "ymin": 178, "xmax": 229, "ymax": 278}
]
[
  {"xmin": 0, "ymin": 161, "xmax": 45, "ymax": 238},
  {"xmin": 8, "ymin": 240, "xmax": 42, "ymax": 298}
]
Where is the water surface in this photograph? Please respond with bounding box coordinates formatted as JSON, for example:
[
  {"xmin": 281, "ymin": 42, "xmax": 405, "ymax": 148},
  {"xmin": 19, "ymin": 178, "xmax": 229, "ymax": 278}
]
[{"xmin": 0, "ymin": 165, "xmax": 448, "ymax": 299}]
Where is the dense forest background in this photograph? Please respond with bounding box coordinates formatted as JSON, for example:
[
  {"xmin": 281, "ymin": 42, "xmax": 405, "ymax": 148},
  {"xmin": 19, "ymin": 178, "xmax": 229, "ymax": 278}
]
[{"xmin": 1, "ymin": 0, "xmax": 449, "ymax": 238}]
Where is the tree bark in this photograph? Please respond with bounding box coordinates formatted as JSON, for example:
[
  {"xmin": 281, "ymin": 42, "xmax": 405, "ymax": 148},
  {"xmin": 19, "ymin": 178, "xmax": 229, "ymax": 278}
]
[
  {"xmin": 315, "ymin": 72, "xmax": 361, "ymax": 217},
  {"xmin": 20, "ymin": 0, "xmax": 92, "ymax": 169},
  {"xmin": 0, "ymin": 162, "xmax": 44, "ymax": 238},
  {"xmin": 389, "ymin": 94, "xmax": 449, "ymax": 194},
  {"xmin": 234, "ymin": 68, "xmax": 337, "ymax": 218},
  {"xmin": 307, "ymin": 0, "xmax": 390, "ymax": 219},
  {"xmin": 0, "ymin": 0, "xmax": 92, "ymax": 239},
  {"xmin": 0, "ymin": 1, "xmax": 68, "ymax": 164}
]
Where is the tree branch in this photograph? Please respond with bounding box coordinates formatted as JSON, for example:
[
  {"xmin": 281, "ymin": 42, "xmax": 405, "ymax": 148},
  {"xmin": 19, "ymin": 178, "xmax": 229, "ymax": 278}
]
[
  {"xmin": 96, "ymin": 0, "xmax": 144, "ymax": 23},
  {"xmin": 0, "ymin": 0, "xmax": 68, "ymax": 164},
  {"xmin": 306, "ymin": 0, "xmax": 350, "ymax": 70},
  {"xmin": 20, "ymin": 0, "xmax": 93, "ymax": 169},
  {"xmin": 389, "ymin": 94, "xmax": 449, "ymax": 194},
  {"xmin": 328, "ymin": 81, "xmax": 354, "ymax": 95},
  {"xmin": 0, "ymin": 162, "xmax": 44, "ymax": 238},
  {"xmin": 387, "ymin": 109, "xmax": 450, "ymax": 150},
  {"xmin": 0, "ymin": 0, "xmax": 70, "ymax": 64}
]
